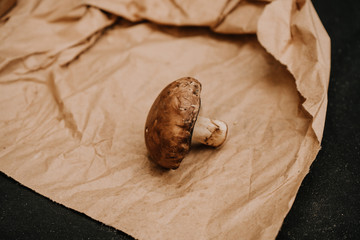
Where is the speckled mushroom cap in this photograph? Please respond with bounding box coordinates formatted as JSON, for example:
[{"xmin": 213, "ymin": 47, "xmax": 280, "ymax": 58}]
[{"xmin": 145, "ymin": 77, "xmax": 201, "ymax": 169}]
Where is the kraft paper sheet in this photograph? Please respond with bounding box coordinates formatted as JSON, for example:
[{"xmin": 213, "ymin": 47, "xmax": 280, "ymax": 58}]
[{"xmin": 0, "ymin": 0, "xmax": 330, "ymax": 239}]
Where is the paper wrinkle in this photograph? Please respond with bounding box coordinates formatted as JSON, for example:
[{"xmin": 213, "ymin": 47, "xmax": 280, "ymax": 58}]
[
  {"xmin": 257, "ymin": 0, "xmax": 330, "ymax": 141},
  {"xmin": 213, "ymin": 1, "xmax": 266, "ymax": 34},
  {"xmin": 0, "ymin": 0, "xmax": 330, "ymax": 240},
  {"xmin": 0, "ymin": 0, "xmax": 16, "ymax": 18},
  {"xmin": 85, "ymin": 0, "xmax": 243, "ymax": 27},
  {"xmin": 0, "ymin": 2, "xmax": 114, "ymax": 80}
]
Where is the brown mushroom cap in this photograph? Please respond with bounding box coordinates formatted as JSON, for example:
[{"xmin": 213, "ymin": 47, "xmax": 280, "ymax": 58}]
[{"xmin": 145, "ymin": 77, "xmax": 201, "ymax": 169}]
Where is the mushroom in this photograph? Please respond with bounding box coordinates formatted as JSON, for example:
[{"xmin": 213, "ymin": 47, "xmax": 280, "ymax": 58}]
[{"xmin": 144, "ymin": 77, "xmax": 228, "ymax": 169}]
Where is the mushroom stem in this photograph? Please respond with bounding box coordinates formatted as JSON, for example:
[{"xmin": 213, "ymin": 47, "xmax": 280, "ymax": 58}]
[{"xmin": 192, "ymin": 116, "xmax": 228, "ymax": 147}]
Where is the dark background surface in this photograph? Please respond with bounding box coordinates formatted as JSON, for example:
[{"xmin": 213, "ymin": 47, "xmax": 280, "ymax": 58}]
[{"xmin": 1, "ymin": 0, "xmax": 359, "ymax": 239}]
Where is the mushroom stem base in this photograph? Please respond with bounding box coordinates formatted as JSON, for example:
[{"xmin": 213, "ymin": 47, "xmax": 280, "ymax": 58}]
[{"xmin": 192, "ymin": 116, "xmax": 228, "ymax": 147}]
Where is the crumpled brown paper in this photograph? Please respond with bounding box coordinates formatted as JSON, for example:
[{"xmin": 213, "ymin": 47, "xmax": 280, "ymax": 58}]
[{"xmin": 0, "ymin": 0, "xmax": 330, "ymax": 239}]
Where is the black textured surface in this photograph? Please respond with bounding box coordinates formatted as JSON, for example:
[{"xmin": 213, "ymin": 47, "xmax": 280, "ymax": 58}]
[
  {"xmin": 0, "ymin": 173, "xmax": 134, "ymax": 240},
  {"xmin": 1, "ymin": 0, "xmax": 359, "ymax": 239}
]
